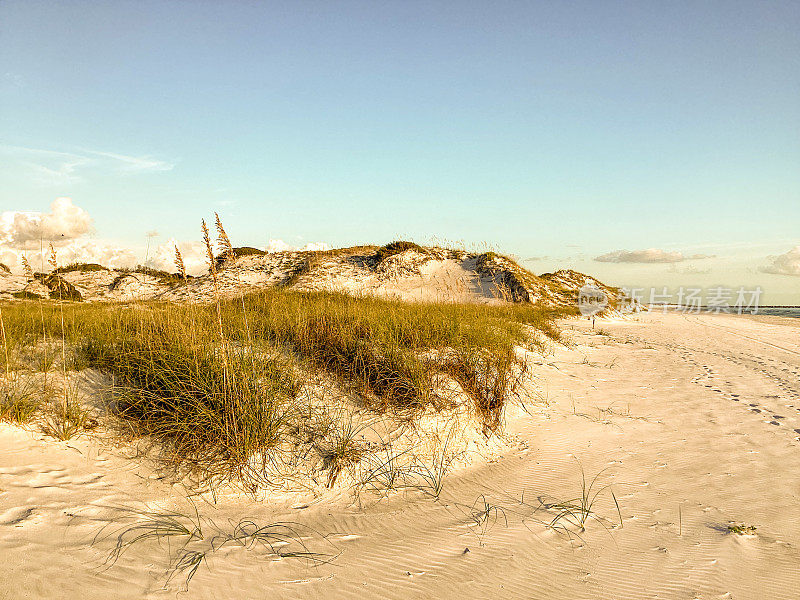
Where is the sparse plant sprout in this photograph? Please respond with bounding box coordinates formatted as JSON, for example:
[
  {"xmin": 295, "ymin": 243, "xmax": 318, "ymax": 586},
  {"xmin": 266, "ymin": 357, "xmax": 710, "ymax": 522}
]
[
  {"xmin": 103, "ymin": 505, "xmax": 205, "ymax": 567},
  {"xmin": 469, "ymin": 494, "xmax": 508, "ymax": 546},
  {"xmin": 727, "ymin": 524, "xmax": 757, "ymax": 535},
  {"xmin": 358, "ymin": 441, "xmax": 415, "ymax": 494},
  {"xmin": 312, "ymin": 408, "xmax": 372, "ymax": 488},
  {"xmin": 410, "ymin": 427, "xmax": 460, "ymax": 498},
  {"xmin": 98, "ymin": 504, "xmax": 334, "ymax": 592},
  {"xmin": 539, "ymin": 463, "xmax": 622, "ymax": 534}
]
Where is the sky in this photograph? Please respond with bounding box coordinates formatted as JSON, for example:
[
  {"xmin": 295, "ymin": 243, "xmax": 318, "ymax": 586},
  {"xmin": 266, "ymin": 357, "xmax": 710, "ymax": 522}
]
[{"xmin": 1, "ymin": 1, "xmax": 798, "ymax": 303}]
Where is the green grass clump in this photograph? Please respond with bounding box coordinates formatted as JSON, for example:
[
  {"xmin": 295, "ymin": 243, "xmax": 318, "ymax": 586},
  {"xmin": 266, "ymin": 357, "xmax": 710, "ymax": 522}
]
[
  {"xmin": 215, "ymin": 246, "xmax": 266, "ymax": 268},
  {"xmin": 728, "ymin": 524, "xmax": 757, "ymax": 535},
  {"xmin": 43, "ymin": 274, "xmax": 83, "ymax": 301},
  {"xmin": 53, "ymin": 262, "xmax": 106, "ymax": 273},
  {"xmin": 111, "ymin": 266, "xmax": 185, "ymax": 289},
  {"xmin": 229, "ymin": 290, "xmax": 561, "ymax": 430},
  {"xmin": 12, "ymin": 290, "xmax": 43, "ymax": 300},
  {"xmin": 231, "ymin": 246, "xmax": 266, "ymax": 258},
  {"xmin": 0, "ymin": 379, "xmax": 41, "ymax": 423},
  {"xmin": 374, "ymin": 241, "xmax": 427, "ymax": 262},
  {"xmin": 79, "ymin": 314, "xmax": 299, "ymax": 483}
]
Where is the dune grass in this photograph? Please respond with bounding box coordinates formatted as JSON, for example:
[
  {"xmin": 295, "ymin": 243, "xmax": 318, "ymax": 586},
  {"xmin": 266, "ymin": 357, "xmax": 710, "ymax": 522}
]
[
  {"xmin": 374, "ymin": 240, "xmax": 427, "ymax": 262},
  {"xmin": 0, "ymin": 287, "xmax": 562, "ymax": 485},
  {"xmin": 52, "ymin": 262, "xmax": 107, "ymax": 273}
]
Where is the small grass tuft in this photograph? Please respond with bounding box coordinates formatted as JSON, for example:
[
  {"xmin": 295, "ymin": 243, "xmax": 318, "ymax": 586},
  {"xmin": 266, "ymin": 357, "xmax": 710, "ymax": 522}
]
[
  {"xmin": 39, "ymin": 390, "xmax": 91, "ymax": 441},
  {"xmin": 728, "ymin": 524, "xmax": 757, "ymax": 535},
  {"xmin": 374, "ymin": 241, "xmax": 427, "ymax": 262},
  {"xmin": 0, "ymin": 378, "xmax": 41, "ymax": 423},
  {"xmin": 99, "ymin": 504, "xmax": 333, "ymax": 592},
  {"xmin": 215, "ymin": 246, "xmax": 267, "ymax": 268},
  {"xmin": 12, "ymin": 290, "xmax": 43, "ymax": 300},
  {"xmin": 52, "ymin": 262, "xmax": 106, "ymax": 274},
  {"xmin": 540, "ymin": 463, "xmax": 622, "ymax": 534}
]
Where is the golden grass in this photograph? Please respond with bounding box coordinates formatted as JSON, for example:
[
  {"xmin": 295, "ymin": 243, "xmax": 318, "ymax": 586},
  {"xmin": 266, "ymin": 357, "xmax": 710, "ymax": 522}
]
[{"xmin": 0, "ymin": 289, "xmax": 562, "ymax": 485}]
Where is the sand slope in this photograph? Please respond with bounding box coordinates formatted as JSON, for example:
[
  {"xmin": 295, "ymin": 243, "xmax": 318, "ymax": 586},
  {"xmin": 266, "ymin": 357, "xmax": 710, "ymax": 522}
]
[
  {"xmin": 0, "ymin": 248, "xmax": 626, "ymax": 310},
  {"xmin": 1, "ymin": 312, "xmax": 799, "ymax": 599}
]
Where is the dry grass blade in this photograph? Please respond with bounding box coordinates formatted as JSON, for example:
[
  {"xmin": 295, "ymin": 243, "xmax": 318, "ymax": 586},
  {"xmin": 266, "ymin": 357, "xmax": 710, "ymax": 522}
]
[
  {"xmin": 166, "ymin": 549, "xmax": 206, "ymax": 589},
  {"xmin": 469, "ymin": 494, "xmax": 508, "ymax": 545},
  {"xmin": 540, "ymin": 463, "xmax": 623, "ymax": 534},
  {"xmin": 410, "ymin": 426, "xmax": 459, "ymax": 498},
  {"xmin": 101, "ymin": 505, "xmax": 204, "ymax": 568},
  {"xmin": 97, "ymin": 504, "xmax": 336, "ymax": 592},
  {"xmin": 212, "ymin": 520, "xmax": 329, "ymax": 562}
]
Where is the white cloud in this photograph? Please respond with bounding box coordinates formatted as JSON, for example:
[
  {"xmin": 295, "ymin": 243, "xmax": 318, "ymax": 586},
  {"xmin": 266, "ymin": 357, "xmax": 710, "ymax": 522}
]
[
  {"xmin": 266, "ymin": 239, "xmax": 293, "ymax": 253},
  {"xmin": 0, "ymin": 240, "xmax": 138, "ymax": 272},
  {"xmin": 0, "ymin": 198, "xmax": 136, "ymax": 273},
  {"xmin": 0, "ymin": 249, "xmax": 19, "ymax": 269},
  {"xmin": 0, "ymin": 144, "xmax": 174, "ymax": 185},
  {"xmin": 686, "ymin": 253, "xmax": 715, "ymax": 260},
  {"xmin": 56, "ymin": 239, "xmax": 137, "ymax": 269},
  {"xmin": 266, "ymin": 239, "xmax": 330, "ymax": 253},
  {"xmin": 594, "ymin": 249, "xmax": 715, "ymax": 264},
  {"xmin": 0, "ymin": 198, "xmax": 330, "ymax": 276},
  {"xmin": 0, "ymin": 197, "xmax": 93, "ymax": 249},
  {"xmin": 86, "ymin": 150, "xmax": 173, "ymax": 173},
  {"xmin": 300, "ymin": 241, "xmax": 331, "ymax": 252},
  {"xmin": 760, "ymin": 246, "xmax": 800, "ymax": 277},
  {"xmin": 147, "ymin": 239, "xmax": 209, "ymax": 276}
]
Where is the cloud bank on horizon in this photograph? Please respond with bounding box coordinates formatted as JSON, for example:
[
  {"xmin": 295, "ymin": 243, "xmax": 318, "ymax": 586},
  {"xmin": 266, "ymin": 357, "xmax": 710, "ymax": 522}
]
[
  {"xmin": 0, "ymin": 199, "xmax": 796, "ymax": 284},
  {"xmin": 0, "ymin": 198, "xmax": 329, "ymax": 275},
  {"xmin": 594, "ymin": 249, "xmax": 716, "ymax": 263},
  {"xmin": 760, "ymin": 246, "xmax": 800, "ymax": 277}
]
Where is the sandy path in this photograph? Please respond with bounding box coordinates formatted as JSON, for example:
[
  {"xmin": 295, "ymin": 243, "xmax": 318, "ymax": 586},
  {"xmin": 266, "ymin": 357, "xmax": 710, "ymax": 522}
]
[{"xmin": 1, "ymin": 312, "xmax": 798, "ymax": 599}]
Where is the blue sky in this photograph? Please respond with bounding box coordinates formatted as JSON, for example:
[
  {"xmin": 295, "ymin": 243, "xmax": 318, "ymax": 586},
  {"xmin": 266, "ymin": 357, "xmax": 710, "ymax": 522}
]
[{"xmin": 1, "ymin": 1, "xmax": 799, "ymax": 302}]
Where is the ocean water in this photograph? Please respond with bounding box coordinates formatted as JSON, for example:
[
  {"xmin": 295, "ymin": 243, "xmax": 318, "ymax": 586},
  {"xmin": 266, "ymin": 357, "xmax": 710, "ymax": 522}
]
[{"xmin": 756, "ymin": 307, "xmax": 800, "ymax": 319}]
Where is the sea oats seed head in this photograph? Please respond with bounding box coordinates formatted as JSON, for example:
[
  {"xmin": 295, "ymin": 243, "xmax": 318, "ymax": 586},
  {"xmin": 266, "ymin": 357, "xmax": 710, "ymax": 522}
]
[
  {"xmin": 201, "ymin": 219, "xmax": 216, "ymax": 275},
  {"xmin": 48, "ymin": 243, "xmax": 57, "ymax": 270},
  {"xmin": 174, "ymin": 245, "xmax": 186, "ymax": 280},
  {"xmin": 214, "ymin": 212, "xmax": 234, "ymax": 260},
  {"xmin": 21, "ymin": 255, "xmax": 34, "ymax": 280}
]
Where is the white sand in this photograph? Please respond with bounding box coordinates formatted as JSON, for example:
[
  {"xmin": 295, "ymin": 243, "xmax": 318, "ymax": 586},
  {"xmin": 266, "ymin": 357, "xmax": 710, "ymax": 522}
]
[{"xmin": 2, "ymin": 311, "xmax": 799, "ymax": 599}]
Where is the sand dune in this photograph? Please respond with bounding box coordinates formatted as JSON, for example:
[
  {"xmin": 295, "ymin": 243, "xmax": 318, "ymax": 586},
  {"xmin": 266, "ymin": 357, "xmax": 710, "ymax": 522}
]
[{"xmin": 1, "ymin": 311, "xmax": 799, "ymax": 599}]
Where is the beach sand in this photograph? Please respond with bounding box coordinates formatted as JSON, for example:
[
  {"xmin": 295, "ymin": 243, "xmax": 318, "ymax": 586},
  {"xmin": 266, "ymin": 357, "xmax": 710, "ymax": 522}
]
[{"xmin": 1, "ymin": 311, "xmax": 799, "ymax": 599}]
